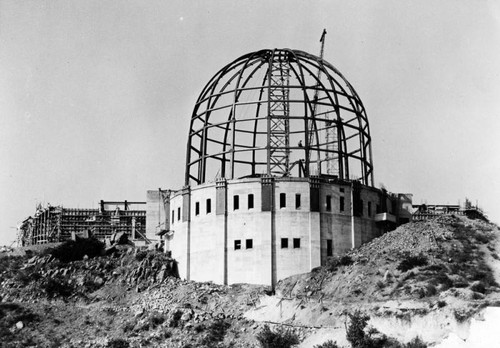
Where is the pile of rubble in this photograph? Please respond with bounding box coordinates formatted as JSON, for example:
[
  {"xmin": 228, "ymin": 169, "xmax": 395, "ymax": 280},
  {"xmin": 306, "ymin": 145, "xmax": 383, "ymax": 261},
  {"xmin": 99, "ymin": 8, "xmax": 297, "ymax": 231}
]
[{"xmin": 0, "ymin": 247, "xmax": 179, "ymax": 303}]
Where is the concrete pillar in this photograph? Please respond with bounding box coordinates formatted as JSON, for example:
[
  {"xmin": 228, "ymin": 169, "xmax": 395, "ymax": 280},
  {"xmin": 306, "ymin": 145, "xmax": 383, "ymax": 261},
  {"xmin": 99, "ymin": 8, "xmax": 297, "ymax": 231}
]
[{"xmin": 216, "ymin": 179, "xmax": 227, "ymax": 284}]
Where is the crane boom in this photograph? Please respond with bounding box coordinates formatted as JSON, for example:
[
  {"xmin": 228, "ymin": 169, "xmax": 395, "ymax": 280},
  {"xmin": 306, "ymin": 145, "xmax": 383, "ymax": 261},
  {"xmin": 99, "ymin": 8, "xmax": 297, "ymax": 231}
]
[{"xmin": 307, "ymin": 29, "xmax": 327, "ymax": 174}]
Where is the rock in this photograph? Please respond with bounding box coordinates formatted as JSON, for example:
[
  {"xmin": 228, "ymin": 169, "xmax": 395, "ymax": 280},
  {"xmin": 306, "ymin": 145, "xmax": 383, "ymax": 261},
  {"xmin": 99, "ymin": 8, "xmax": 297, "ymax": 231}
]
[{"xmin": 15, "ymin": 321, "xmax": 23, "ymax": 330}]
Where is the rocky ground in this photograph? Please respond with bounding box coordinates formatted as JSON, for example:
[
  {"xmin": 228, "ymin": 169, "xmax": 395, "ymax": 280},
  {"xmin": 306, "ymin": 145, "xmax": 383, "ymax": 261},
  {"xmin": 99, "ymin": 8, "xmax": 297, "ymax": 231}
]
[{"xmin": 1, "ymin": 215, "xmax": 499, "ymax": 348}]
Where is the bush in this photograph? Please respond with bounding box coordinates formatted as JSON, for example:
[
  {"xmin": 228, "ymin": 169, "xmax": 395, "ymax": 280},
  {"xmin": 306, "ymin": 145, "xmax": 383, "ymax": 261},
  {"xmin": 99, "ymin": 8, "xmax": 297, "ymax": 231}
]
[
  {"xmin": 107, "ymin": 338, "xmax": 129, "ymax": 348},
  {"xmin": 405, "ymin": 337, "xmax": 427, "ymax": 348},
  {"xmin": 256, "ymin": 325, "xmax": 300, "ymax": 348},
  {"xmin": 327, "ymin": 255, "xmax": 354, "ymax": 271},
  {"xmin": 397, "ymin": 254, "xmax": 428, "ymax": 272},
  {"xmin": 169, "ymin": 310, "xmax": 183, "ymax": 328},
  {"xmin": 314, "ymin": 340, "xmax": 341, "ymax": 348},
  {"xmin": 135, "ymin": 250, "xmax": 148, "ymax": 262},
  {"xmin": 200, "ymin": 320, "xmax": 230, "ymax": 346},
  {"xmin": 41, "ymin": 277, "xmax": 74, "ymax": 297},
  {"xmin": 346, "ymin": 311, "xmax": 388, "ymax": 348},
  {"xmin": 51, "ymin": 237, "xmax": 104, "ymax": 262}
]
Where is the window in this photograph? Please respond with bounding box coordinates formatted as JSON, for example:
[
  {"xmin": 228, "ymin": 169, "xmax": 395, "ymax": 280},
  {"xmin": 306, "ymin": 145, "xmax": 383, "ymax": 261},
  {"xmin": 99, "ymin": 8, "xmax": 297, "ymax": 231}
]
[
  {"xmin": 206, "ymin": 198, "xmax": 211, "ymax": 214},
  {"xmin": 195, "ymin": 202, "xmax": 200, "ymax": 216},
  {"xmin": 368, "ymin": 202, "xmax": 372, "ymax": 217},
  {"xmin": 340, "ymin": 197, "xmax": 345, "ymax": 212},
  {"xmin": 171, "ymin": 210, "xmax": 175, "ymax": 224},
  {"xmin": 326, "ymin": 195, "xmax": 332, "ymax": 211},
  {"xmin": 376, "ymin": 204, "xmax": 380, "ymax": 214},
  {"xmin": 234, "ymin": 240, "xmax": 241, "ymax": 250},
  {"xmin": 177, "ymin": 207, "xmax": 181, "ymax": 221},
  {"xmin": 327, "ymin": 240, "xmax": 333, "ymax": 257},
  {"xmin": 293, "ymin": 238, "xmax": 301, "ymax": 248},
  {"xmin": 246, "ymin": 239, "xmax": 253, "ymax": 249},
  {"xmin": 281, "ymin": 238, "xmax": 288, "ymax": 248},
  {"xmin": 233, "ymin": 195, "xmax": 239, "ymax": 210},
  {"xmin": 340, "ymin": 187, "xmax": 345, "ymax": 193},
  {"xmin": 295, "ymin": 194, "xmax": 301, "ymax": 209},
  {"xmin": 248, "ymin": 194, "xmax": 254, "ymax": 209},
  {"xmin": 280, "ymin": 193, "xmax": 286, "ymax": 208}
]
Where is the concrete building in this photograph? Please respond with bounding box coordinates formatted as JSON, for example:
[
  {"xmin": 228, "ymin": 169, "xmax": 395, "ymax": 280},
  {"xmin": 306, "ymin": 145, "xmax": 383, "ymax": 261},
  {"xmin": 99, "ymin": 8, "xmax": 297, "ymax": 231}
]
[{"xmin": 147, "ymin": 48, "xmax": 413, "ymax": 287}]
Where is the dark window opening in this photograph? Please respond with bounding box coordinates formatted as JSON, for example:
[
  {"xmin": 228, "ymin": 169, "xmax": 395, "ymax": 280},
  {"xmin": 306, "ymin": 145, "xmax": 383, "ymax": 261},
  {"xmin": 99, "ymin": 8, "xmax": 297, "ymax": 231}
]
[
  {"xmin": 326, "ymin": 195, "xmax": 332, "ymax": 211},
  {"xmin": 327, "ymin": 240, "xmax": 333, "ymax": 257},
  {"xmin": 340, "ymin": 187, "xmax": 345, "ymax": 193},
  {"xmin": 248, "ymin": 194, "xmax": 254, "ymax": 209},
  {"xmin": 233, "ymin": 195, "xmax": 239, "ymax": 210},
  {"xmin": 280, "ymin": 193, "xmax": 286, "ymax": 208},
  {"xmin": 234, "ymin": 240, "xmax": 241, "ymax": 250},
  {"xmin": 368, "ymin": 202, "xmax": 372, "ymax": 217},
  {"xmin": 281, "ymin": 238, "xmax": 288, "ymax": 248},
  {"xmin": 340, "ymin": 197, "xmax": 345, "ymax": 212},
  {"xmin": 195, "ymin": 202, "xmax": 200, "ymax": 216},
  {"xmin": 295, "ymin": 194, "xmax": 301, "ymax": 209},
  {"xmin": 293, "ymin": 238, "xmax": 300, "ymax": 248},
  {"xmin": 246, "ymin": 239, "xmax": 253, "ymax": 249},
  {"xmin": 171, "ymin": 210, "xmax": 175, "ymax": 224},
  {"xmin": 206, "ymin": 198, "xmax": 212, "ymax": 214},
  {"xmin": 177, "ymin": 207, "xmax": 181, "ymax": 221}
]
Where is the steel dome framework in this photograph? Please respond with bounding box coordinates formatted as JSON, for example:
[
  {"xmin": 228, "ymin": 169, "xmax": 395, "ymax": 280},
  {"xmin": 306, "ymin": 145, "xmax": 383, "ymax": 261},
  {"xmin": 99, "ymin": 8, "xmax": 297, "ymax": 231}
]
[{"xmin": 185, "ymin": 49, "xmax": 374, "ymax": 186}]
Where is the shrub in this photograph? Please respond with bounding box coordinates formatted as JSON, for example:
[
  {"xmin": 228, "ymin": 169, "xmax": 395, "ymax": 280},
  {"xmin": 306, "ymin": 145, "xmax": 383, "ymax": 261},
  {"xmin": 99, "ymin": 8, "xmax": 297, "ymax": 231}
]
[
  {"xmin": 314, "ymin": 340, "xmax": 341, "ymax": 348},
  {"xmin": 135, "ymin": 250, "xmax": 148, "ymax": 262},
  {"xmin": 200, "ymin": 320, "xmax": 230, "ymax": 346},
  {"xmin": 405, "ymin": 336, "xmax": 427, "ymax": 348},
  {"xmin": 346, "ymin": 311, "xmax": 388, "ymax": 348},
  {"xmin": 41, "ymin": 277, "xmax": 74, "ymax": 297},
  {"xmin": 148, "ymin": 312, "xmax": 166, "ymax": 328},
  {"xmin": 397, "ymin": 254, "xmax": 428, "ymax": 272},
  {"xmin": 169, "ymin": 310, "xmax": 183, "ymax": 328},
  {"xmin": 470, "ymin": 281, "xmax": 486, "ymax": 294},
  {"xmin": 107, "ymin": 338, "xmax": 129, "ymax": 348},
  {"xmin": 256, "ymin": 325, "xmax": 300, "ymax": 348},
  {"xmin": 51, "ymin": 237, "xmax": 104, "ymax": 262}
]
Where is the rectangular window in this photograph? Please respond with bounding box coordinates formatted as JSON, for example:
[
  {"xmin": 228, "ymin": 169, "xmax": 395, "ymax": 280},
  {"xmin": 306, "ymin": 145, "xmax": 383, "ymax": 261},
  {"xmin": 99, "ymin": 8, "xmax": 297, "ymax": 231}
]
[
  {"xmin": 368, "ymin": 202, "xmax": 372, "ymax": 217},
  {"xmin": 171, "ymin": 210, "xmax": 175, "ymax": 224},
  {"xmin": 206, "ymin": 198, "xmax": 212, "ymax": 214},
  {"xmin": 326, "ymin": 195, "xmax": 332, "ymax": 211},
  {"xmin": 248, "ymin": 194, "xmax": 254, "ymax": 209},
  {"xmin": 246, "ymin": 239, "xmax": 253, "ymax": 249},
  {"xmin": 195, "ymin": 202, "xmax": 200, "ymax": 216},
  {"xmin": 327, "ymin": 239, "xmax": 333, "ymax": 257},
  {"xmin": 340, "ymin": 187, "xmax": 345, "ymax": 193},
  {"xmin": 233, "ymin": 195, "xmax": 239, "ymax": 210},
  {"xmin": 293, "ymin": 238, "xmax": 301, "ymax": 248},
  {"xmin": 295, "ymin": 194, "xmax": 301, "ymax": 209},
  {"xmin": 340, "ymin": 197, "xmax": 345, "ymax": 212},
  {"xmin": 281, "ymin": 238, "xmax": 288, "ymax": 248},
  {"xmin": 234, "ymin": 240, "xmax": 241, "ymax": 250},
  {"xmin": 177, "ymin": 207, "xmax": 181, "ymax": 221},
  {"xmin": 280, "ymin": 193, "xmax": 286, "ymax": 208}
]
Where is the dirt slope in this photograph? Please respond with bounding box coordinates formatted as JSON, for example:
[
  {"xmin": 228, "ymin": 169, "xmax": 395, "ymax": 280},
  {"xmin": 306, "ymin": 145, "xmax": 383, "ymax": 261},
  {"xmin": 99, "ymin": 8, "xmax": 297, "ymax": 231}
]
[{"xmin": 1, "ymin": 215, "xmax": 499, "ymax": 347}]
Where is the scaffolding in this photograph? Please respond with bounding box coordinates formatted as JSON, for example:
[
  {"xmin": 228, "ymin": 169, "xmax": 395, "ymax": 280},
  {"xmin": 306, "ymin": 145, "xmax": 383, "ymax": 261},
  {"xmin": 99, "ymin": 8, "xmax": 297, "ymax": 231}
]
[{"xmin": 17, "ymin": 201, "xmax": 147, "ymax": 246}]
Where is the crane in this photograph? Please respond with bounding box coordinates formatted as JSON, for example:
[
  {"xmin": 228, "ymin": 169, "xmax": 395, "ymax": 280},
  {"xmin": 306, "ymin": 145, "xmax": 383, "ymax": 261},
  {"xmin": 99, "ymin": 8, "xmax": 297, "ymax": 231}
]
[
  {"xmin": 308, "ymin": 29, "xmax": 327, "ymax": 175},
  {"xmin": 307, "ymin": 29, "xmax": 338, "ymax": 176}
]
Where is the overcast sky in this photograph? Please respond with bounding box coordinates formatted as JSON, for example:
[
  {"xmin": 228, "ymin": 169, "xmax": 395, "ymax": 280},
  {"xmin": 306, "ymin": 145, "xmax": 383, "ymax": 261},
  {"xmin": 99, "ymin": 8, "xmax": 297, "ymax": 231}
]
[{"xmin": 1, "ymin": 0, "xmax": 500, "ymax": 245}]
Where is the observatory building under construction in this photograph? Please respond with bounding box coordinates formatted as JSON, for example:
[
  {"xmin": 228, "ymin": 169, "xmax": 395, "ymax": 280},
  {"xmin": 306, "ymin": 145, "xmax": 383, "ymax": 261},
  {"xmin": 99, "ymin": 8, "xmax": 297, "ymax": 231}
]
[{"xmin": 146, "ymin": 48, "xmax": 413, "ymax": 287}]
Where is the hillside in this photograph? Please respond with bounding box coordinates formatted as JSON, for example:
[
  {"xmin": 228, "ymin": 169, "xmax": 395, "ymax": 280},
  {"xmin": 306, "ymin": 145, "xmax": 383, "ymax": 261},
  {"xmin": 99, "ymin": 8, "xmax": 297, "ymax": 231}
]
[{"xmin": 1, "ymin": 215, "xmax": 499, "ymax": 347}]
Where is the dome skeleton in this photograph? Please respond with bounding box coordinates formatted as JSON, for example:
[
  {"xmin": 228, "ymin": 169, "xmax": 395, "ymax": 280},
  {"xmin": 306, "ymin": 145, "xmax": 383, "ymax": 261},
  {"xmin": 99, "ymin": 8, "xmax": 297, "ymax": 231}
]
[{"xmin": 185, "ymin": 48, "xmax": 373, "ymax": 187}]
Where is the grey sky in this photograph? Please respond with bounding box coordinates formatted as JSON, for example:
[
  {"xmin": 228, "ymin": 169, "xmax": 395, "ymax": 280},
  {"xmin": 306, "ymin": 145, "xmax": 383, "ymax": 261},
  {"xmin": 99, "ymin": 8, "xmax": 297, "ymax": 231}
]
[{"xmin": 1, "ymin": 0, "xmax": 500, "ymax": 245}]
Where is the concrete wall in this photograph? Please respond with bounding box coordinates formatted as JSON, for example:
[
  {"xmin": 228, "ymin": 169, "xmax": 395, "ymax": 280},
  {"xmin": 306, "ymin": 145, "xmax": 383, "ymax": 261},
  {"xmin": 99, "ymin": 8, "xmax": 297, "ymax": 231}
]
[{"xmin": 158, "ymin": 178, "xmax": 411, "ymax": 287}]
